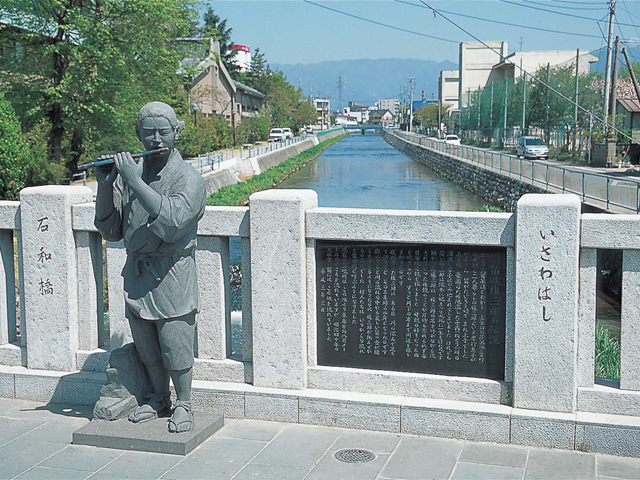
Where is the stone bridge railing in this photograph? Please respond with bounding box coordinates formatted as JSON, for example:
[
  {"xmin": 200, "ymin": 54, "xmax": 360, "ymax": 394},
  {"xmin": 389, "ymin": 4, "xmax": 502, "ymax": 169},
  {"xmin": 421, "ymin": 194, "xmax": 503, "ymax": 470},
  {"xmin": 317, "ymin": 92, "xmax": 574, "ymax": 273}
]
[{"xmin": 2, "ymin": 186, "xmax": 640, "ymax": 456}]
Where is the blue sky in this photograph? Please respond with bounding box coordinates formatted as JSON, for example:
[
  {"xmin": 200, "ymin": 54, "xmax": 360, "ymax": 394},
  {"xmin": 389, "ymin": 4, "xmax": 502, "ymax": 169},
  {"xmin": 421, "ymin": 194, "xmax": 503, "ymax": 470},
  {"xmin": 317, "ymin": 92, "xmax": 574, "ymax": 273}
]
[{"xmin": 204, "ymin": 0, "xmax": 640, "ymax": 67}]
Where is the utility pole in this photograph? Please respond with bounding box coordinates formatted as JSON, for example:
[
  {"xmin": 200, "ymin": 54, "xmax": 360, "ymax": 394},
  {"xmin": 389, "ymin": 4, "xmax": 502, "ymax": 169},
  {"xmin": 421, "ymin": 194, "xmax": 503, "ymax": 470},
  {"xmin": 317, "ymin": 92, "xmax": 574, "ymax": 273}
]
[
  {"xmin": 502, "ymin": 80, "xmax": 508, "ymax": 147},
  {"xmin": 467, "ymin": 87, "xmax": 471, "ymax": 128},
  {"xmin": 489, "ymin": 83, "xmax": 494, "ymax": 139},
  {"xmin": 544, "ymin": 63, "xmax": 550, "ymax": 144},
  {"xmin": 610, "ymin": 37, "xmax": 620, "ymax": 129},
  {"xmin": 573, "ymin": 49, "xmax": 579, "ymax": 156},
  {"xmin": 438, "ymin": 85, "xmax": 442, "ymax": 138},
  {"xmin": 603, "ymin": 0, "xmax": 616, "ymax": 115},
  {"xmin": 409, "ymin": 77, "xmax": 415, "ymax": 133},
  {"xmin": 622, "ymin": 47, "xmax": 640, "ymax": 103},
  {"xmin": 477, "ymin": 86, "xmax": 481, "ymax": 130},
  {"xmin": 521, "ymin": 58, "xmax": 526, "ymax": 132}
]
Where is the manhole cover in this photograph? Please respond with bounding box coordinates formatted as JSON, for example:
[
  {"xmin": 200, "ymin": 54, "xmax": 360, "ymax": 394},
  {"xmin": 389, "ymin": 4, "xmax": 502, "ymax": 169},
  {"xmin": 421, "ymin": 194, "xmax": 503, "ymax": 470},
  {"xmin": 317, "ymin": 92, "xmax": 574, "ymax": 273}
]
[{"xmin": 334, "ymin": 448, "xmax": 376, "ymax": 463}]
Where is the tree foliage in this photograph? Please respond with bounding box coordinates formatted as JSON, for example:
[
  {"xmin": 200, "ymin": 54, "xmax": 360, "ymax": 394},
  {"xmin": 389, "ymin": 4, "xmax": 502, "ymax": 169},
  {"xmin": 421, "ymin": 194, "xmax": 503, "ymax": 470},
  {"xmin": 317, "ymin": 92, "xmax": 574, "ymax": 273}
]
[
  {"xmin": 460, "ymin": 65, "xmax": 604, "ymax": 132},
  {"xmin": 0, "ymin": 0, "xmax": 197, "ymax": 172},
  {"xmin": 241, "ymin": 52, "xmax": 317, "ymax": 132},
  {"xmin": 0, "ymin": 92, "xmax": 28, "ymax": 200},
  {"xmin": 413, "ymin": 104, "xmax": 450, "ymax": 129}
]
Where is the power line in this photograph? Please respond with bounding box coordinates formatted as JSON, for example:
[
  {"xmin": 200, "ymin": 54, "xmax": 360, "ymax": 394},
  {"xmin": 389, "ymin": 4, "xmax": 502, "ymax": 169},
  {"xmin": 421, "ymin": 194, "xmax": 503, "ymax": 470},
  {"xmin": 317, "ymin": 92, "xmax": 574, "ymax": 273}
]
[
  {"xmin": 418, "ymin": 0, "xmax": 638, "ymax": 145},
  {"xmin": 618, "ymin": 0, "xmax": 640, "ymax": 36},
  {"xmin": 519, "ymin": 0, "xmax": 607, "ymax": 10},
  {"xmin": 497, "ymin": 0, "xmax": 638, "ymax": 27},
  {"xmin": 548, "ymin": 0, "xmax": 613, "ymax": 5},
  {"xmin": 301, "ymin": 0, "xmax": 458, "ymax": 44},
  {"xmin": 394, "ymin": 0, "xmax": 602, "ymax": 39}
]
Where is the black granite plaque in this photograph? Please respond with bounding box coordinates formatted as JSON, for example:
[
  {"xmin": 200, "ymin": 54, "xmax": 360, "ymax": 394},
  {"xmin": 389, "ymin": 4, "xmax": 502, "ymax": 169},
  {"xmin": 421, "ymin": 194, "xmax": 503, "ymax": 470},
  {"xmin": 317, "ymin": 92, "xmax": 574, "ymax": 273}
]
[{"xmin": 316, "ymin": 241, "xmax": 506, "ymax": 380}]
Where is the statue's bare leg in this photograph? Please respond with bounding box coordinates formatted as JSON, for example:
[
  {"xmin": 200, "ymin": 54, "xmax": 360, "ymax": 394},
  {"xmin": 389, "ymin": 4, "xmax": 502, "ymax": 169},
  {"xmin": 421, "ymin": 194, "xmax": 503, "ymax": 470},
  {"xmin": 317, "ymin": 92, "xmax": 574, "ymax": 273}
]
[{"xmin": 168, "ymin": 367, "xmax": 193, "ymax": 433}]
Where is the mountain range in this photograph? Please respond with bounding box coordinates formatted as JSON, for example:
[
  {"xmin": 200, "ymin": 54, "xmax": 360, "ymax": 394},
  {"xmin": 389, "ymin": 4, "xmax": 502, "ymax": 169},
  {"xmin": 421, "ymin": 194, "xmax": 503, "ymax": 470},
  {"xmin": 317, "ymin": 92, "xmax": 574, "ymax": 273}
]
[
  {"xmin": 272, "ymin": 46, "xmax": 640, "ymax": 110},
  {"xmin": 272, "ymin": 58, "xmax": 457, "ymax": 109}
]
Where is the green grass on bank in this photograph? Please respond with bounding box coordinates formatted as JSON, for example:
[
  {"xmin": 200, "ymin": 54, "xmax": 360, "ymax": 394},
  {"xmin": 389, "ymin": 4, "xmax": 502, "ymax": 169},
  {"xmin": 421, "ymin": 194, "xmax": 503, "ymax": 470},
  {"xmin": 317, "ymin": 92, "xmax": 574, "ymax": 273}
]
[
  {"xmin": 595, "ymin": 325, "xmax": 620, "ymax": 380},
  {"xmin": 207, "ymin": 133, "xmax": 349, "ymax": 206}
]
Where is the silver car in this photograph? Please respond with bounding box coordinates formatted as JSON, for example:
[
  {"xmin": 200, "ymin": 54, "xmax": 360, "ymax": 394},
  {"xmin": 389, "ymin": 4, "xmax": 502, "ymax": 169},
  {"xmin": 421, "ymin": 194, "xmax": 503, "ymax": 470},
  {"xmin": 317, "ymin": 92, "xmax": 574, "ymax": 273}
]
[{"xmin": 517, "ymin": 136, "xmax": 549, "ymax": 159}]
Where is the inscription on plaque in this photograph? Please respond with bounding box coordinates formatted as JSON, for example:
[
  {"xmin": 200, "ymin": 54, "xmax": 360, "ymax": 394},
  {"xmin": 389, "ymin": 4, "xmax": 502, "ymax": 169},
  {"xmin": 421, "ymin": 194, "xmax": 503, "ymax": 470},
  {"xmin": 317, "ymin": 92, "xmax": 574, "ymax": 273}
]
[{"xmin": 316, "ymin": 241, "xmax": 506, "ymax": 380}]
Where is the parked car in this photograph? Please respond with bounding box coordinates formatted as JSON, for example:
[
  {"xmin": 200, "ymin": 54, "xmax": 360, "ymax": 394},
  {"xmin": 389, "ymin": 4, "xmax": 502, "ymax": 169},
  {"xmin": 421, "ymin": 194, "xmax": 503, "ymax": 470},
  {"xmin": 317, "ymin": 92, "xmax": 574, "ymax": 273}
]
[
  {"xmin": 305, "ymin": 125, "xmax": 314, "ymax": 134},
  {"xmin": 283, "ymin": 128, "xmax": 293, "ymax": 139},
  {"xmin": 269, "ymin": 128, "xmax": 285, "ymax": 142},
  {"xmin": 445, "ymin": 134, "xmax": 460, "ymax": 145},
  {"xmin": 517, "ymin": 136, "xmax": 549, "ymax": 159}
]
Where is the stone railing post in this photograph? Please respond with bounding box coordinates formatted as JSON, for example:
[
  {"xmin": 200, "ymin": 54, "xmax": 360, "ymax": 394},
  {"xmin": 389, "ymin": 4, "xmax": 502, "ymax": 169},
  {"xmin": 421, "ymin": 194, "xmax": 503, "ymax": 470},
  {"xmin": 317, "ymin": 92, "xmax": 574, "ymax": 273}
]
[
  {"xmin": 106, "ymin": 241, "xmax": 130, "ymax": 349},
  {"xmin": 514, "ymin": 194, "xmax": 581, "ymax": 412},
  {"xmin": 196, "ymin": 237, "xmax": 231, "ymax": 359},
  {"xmin": 20, "ymin": 186, "xmax": 93, "ymax": 371},
  {"xmin": 250, "ymin": 189, "xmax": 318, "ymax": 389}
]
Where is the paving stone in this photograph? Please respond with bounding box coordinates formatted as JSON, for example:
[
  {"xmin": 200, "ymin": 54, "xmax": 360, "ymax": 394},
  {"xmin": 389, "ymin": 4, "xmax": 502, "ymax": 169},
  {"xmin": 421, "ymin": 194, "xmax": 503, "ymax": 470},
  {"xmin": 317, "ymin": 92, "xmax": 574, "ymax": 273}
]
[
  {"xmin": 2, "ymin": 401, "xmax": 91, "ymax": 421},
  {"xmin": 0, "ymin": 417, "xmax": 44, "ymax": 445},
  {"xmin": 20, "ymin": 415, "xmax": 90, "ymax": 444},
  {"xmin": 72, "ymin": 412, "xmax": 223, "ymax": 455},
  {"xmin": 87, "ymin": 450, "xmax": 182, "ymax": 480},
  {"xmin": 14, "ymin": 466, "xmax": 91, "ymax": 480},
  {"xmin": 597, "ymin": 453, "xmax": 640, "ymax": 479},
  {"xmin": 217, "ymin": 419, "xmax": 285, "ymax": 442},
  {"xmin": 233, "ymin": 463, "xmax": 309, "ymax": 480},
  {"xmin": 459, "ymin": 442, "xmax": 529, "ymax": 468},
  {"xmin": 40, "ymin": 444, "xmax": 123, "ymax": 471},
  {"xmin": 380, "ymin": 435, "xmax": 464, "ymax": 480},
  {"xmin": 0, "ymin": 439, "xmax": 67, "ymax": 480},
  {"xmin": 524, "ymin": 448, "xmax": 595, "ymax": 480},
  {"xmin": 162, "ymin": 437, "xmax": 267, "ymax": 480},
  {"xmin": 249, "ymin": 424, "xmax": 341, "ymax": 469},
  {"xmin": 452, "ymin": 462, "xmax": 525, "ymax": 480}
]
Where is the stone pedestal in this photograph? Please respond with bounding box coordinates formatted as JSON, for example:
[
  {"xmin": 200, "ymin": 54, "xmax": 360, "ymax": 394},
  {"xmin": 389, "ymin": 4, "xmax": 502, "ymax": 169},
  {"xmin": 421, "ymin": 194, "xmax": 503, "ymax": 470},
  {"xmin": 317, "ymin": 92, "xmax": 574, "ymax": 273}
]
[
  {"xmin": 514, "ymin": 194, "xmax": 581, "ymax": 413},
  {"xmin": 73, "ymin": 412, "xmax": 224, "ymax": 455}
]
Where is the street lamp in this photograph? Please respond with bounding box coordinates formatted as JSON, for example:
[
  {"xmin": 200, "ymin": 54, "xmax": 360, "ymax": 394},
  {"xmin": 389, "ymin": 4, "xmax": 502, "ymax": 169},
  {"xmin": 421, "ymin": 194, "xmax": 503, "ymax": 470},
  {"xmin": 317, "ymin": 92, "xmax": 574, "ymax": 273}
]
[{"xmin": 191, "ymin": 103, "xmax": 199, "ymax": 126}]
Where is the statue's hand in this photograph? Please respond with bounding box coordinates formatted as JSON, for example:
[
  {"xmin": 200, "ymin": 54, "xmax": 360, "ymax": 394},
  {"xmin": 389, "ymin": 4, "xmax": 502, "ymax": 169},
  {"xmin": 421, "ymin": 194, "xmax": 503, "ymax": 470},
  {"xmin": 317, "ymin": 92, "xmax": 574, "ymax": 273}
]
[
  {"xmin": 95, "ymin": 156, "xmax": 117, "ymax": 185},
  {"xmin": 114, "ymin": 152, "xmax": 142, "ymax": 187}
]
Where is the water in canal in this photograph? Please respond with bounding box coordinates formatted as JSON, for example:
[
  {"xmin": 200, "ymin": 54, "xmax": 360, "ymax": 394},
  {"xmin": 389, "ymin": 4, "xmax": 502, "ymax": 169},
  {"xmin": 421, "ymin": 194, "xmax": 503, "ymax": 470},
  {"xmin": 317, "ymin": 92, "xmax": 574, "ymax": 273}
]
[{"xmin": 278, "ymin": 132, "xmax": 488, "ymax": 211}]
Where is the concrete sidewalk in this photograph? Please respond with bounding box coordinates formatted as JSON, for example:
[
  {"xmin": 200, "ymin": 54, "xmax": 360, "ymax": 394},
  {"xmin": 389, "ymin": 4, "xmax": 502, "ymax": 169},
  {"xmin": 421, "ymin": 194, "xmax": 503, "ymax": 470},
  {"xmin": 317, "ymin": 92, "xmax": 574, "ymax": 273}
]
[{"xmin": 2, "ymin": 398, "xmax": 640, "ymax": 480}]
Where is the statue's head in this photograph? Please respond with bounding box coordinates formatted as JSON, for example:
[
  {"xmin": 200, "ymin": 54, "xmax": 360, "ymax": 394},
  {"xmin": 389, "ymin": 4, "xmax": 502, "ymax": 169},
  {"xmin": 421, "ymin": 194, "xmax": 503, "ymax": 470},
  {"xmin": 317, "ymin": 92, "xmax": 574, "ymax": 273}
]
[{"xmin": 135, "ymin": 102, "xmax": 186, "ymax": 153}]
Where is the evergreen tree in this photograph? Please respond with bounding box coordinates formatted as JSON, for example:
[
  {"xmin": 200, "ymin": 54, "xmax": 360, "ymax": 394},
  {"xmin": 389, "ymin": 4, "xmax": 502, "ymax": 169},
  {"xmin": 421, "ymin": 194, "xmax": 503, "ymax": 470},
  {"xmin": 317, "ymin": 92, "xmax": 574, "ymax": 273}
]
[{"xmin": 201, "ymin": 7, "xmax": 240, "ymax": 79}]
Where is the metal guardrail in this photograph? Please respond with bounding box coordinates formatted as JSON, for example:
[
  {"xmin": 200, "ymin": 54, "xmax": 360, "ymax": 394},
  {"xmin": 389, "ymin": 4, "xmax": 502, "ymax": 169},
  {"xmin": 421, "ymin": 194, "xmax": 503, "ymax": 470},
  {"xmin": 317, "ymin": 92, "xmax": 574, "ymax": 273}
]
[
  {"xmin": 395, "ymin": 131, "xmax": 640, "ymax": 214},
  {"xmin": 189, "ymin": 135, "xmax": 311, "ymax": 174}
]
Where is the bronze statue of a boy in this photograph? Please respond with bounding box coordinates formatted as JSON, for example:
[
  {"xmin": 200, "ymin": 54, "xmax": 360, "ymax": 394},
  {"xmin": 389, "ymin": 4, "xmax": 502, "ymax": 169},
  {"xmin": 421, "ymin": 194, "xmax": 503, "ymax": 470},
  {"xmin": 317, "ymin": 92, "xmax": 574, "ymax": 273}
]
[{"xmin": 94, "ymin": 101, "xmax": 206, "ymax": 433}]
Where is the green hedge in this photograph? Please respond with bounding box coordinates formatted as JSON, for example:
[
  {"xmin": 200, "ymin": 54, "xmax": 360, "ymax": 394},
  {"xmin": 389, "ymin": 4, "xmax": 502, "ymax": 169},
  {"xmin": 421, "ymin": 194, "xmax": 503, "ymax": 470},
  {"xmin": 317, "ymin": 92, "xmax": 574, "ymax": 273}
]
[{"xmin": 207, "ymin": 134, "xmax": 348, "ymax": 206}]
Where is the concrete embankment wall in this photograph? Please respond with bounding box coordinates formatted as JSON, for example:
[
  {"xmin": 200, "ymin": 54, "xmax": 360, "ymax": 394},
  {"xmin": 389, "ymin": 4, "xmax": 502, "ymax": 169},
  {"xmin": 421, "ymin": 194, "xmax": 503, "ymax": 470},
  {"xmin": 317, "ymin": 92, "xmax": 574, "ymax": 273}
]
[
  {"xmin": 256, "ymin": 137, "xmax": 319, "ymax": 172},
  {"xmin": 201, "ymin": 169, "xmax": 241, "ymax": 198},
  {"xmin": 381, "ymin": 130, "xmax": 545, "ymax": 211},
  {"xmin": 200, "ymin": 129, "xmax": 345, "ymax": 197}
]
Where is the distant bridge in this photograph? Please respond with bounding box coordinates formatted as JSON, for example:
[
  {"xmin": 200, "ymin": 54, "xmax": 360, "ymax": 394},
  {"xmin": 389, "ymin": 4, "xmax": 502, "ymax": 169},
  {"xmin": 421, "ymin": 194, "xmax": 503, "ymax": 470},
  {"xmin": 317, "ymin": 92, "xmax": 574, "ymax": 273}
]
[{"xmin": 343, "ymin": 125, "xmax": 383, "ymax": 130}]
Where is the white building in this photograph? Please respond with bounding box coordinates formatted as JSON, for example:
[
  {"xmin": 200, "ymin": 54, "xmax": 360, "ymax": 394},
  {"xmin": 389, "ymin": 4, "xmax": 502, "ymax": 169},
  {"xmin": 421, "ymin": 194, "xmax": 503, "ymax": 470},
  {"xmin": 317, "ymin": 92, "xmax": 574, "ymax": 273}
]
[
  {"xmin": 376, "ymin": 99, "xmax": 399, "ymax": 116},
  {"xmin": 314, "ymin": 97, "xmax": 331, "ymax": 126},
  {"xmin": 458, "ymin": 41, "xmax": 598, "ymax": 108},
  {"xmin": 343, "ymin": 106, "xmax": 369, "ymax": 124},
  {"xmin": 335, "ymin": 114, "xmax": 358, "ymax": 126},
  {"xmin": 439, "ymin": 70, "xmax": 460, "ymax": 112},
  {"xmin": 230, "ymin": 44, "xmax": 251, "ymax": 72}
]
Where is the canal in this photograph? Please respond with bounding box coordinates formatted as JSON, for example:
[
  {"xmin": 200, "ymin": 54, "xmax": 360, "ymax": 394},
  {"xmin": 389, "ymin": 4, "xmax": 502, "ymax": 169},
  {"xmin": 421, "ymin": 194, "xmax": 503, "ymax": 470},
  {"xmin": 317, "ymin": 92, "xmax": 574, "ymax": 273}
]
[{"xmin": 278, "ymin": 131, "xmax": 488, "ymax": 211}]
